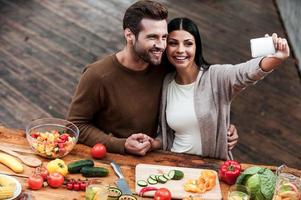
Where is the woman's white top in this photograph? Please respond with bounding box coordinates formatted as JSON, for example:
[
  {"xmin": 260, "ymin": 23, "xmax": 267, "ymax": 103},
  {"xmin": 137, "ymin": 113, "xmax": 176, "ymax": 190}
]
[{"xmin": 166, "ymin": 80, "xmax": 202, "ymax": 155}]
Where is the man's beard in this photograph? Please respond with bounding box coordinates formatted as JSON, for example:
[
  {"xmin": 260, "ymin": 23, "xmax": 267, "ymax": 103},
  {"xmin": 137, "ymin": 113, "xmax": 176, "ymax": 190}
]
[{"xmin": 133, "ymin": 43, "xmax": 163, "ymax": 66}]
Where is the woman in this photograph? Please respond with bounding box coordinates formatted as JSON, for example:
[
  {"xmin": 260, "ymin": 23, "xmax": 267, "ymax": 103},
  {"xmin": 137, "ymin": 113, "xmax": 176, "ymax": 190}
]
[{"xmin": 152, "ymin": 18, "xmax": 290, "ymax": 160}]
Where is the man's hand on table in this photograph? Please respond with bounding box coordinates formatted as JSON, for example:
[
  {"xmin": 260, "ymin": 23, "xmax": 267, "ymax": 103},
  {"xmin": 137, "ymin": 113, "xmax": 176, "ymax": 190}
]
[{"xmin": 125, "ymin": 133, "xmax": 152, "ymax": 156}]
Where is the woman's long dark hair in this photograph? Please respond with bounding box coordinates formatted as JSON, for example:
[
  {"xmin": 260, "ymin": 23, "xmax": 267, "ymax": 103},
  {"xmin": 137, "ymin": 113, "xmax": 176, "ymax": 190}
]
[{"xmin": 162, "ymin": 17, "xmax": 210, "ymax": 72}]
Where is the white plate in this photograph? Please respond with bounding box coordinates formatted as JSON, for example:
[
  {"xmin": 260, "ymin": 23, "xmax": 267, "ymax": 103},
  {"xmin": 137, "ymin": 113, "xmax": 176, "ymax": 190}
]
[{"xmin": 0, "ymin": 174, "xmax": 22, "ymax": 200}]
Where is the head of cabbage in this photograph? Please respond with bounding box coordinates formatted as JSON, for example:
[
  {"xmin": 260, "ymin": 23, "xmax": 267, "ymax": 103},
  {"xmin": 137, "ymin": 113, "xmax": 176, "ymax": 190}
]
[{"xmin": 236, "ymin": 166, "xmax": 276, "ymax": 200}]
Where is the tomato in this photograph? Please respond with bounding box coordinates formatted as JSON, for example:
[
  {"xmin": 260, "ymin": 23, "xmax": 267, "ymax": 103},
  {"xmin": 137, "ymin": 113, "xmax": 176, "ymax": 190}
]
[
  {"xmin": 154, "ymin": 188, "xmax": 171, "ymax": 200},
  {"xmin": 67, "ymin": 182, "xmax": 73, "ymax": 190},
  {"xmin": 91, "ymin": 143, "xmax": 106, "ymax": 159},
  {"xmin": 31, "ymin": 133, "xmax": 39, "ymax": 138},
  {"xmin": 35, "ymin": 166, "xmax": 49, "ymax": 181},
  {"xmin": 27, "ymin": 174, "xmax": 43, "ymax": 190},
  {"xmin": 80, "ymin": 181, "xmax": 87, "ymax": 191},
  {"xmin": 73, "ymin": 182, "xmax": 80, "ymax": 191},
  {"xmin": 47, "ymin": 172, "xmax": 64, "ymax": 188},
  {"xmin": 59, "ymin": 134, "xmax": 69, "ymax": 141}
]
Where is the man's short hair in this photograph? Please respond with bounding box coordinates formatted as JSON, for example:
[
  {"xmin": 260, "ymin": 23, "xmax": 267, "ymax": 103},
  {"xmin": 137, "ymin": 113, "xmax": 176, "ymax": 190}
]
[{"xmin": 123, "ymin": 0, "xmax": 168, "ymax": 36}]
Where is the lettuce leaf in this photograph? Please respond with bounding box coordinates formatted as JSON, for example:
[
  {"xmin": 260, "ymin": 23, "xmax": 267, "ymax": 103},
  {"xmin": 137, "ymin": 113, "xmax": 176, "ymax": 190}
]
[{"xmin": 236, "ymin": 167, "xmax": 276, "ymax": 200}]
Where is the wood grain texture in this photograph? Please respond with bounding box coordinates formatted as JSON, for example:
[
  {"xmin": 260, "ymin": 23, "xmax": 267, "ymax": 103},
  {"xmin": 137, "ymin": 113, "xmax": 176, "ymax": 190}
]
[
  {"xmin": 0, "ymin": 126, "xmax": 300, "ymax": 200},
  {"xmin": 0, "ymin": 0, "xmax": 300, "ymax": 169}
]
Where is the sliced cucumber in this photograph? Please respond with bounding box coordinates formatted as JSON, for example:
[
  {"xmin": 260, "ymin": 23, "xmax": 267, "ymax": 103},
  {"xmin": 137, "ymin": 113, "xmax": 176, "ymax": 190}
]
[
  {"xmin": 157, "ymin": 175, "xmax": 168, "ymax": 183},
  {"xmin": 139, "ymin": 169, "xmax": 184, "ymax": 187},
  {"xmin": 118, "ymin": 195, "xmax": 137, "ymax": 200},
  {"xmin": 149, "ymin": 174, "xmax": 157, "ymax": 181},
  {"xmin": 137, "ymin": 180, "xmax": 148, "ymax": 187},
  {"xmin": 108, "ymin": 187, "xmax": 122, "ymax": 200},
  {"xmin": 147, "ymin": 177, "xmax": 158, "ymax": 185},
  {"xmin": 163, "ymin": 173, "xmax": 171, "ymax": 180},
  {"xmin": 168, "ymin": 170, "xmax": 175, "ymax": 179},
  {"xmin": 168, "ymin": 169, "xmax": 184, "ymax": 180}
]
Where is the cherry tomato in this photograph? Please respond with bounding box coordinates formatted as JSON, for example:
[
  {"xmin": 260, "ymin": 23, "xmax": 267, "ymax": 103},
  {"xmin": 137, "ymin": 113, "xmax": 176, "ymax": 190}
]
[
  {"xmin": 91, "ymin": 143, "xmax": 106, "ymax": 159},
  {"xmin": 27, "ymin": 174, "xmax": 43, "ymax": 190},
  {"xmin": 67, "ymin": 182, "xmax": 73, "ymax": 190},
  {"xmin": 73, "ymin": 182, "xmax": 80, "ymax": 191},
  {"xmin": 35, "ymin": 166, "xmax": 49, "ymax": 181},
  {"xmin": 154, "ymin": 188, "xmax": 171, "ymax": 200},
  {"xmin": 47, "ymin": 172, "xmax": 64, "ymax": 188},
  {"xmin": 80, "ymin": 182, "xmax": 87, "ymax": 191}
]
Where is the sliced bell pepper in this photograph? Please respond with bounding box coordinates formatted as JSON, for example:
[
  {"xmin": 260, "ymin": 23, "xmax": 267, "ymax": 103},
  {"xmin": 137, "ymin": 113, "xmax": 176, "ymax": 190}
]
[{"xmin": 138, "ymin": 186, "xmax": 158, "ymax": 196}]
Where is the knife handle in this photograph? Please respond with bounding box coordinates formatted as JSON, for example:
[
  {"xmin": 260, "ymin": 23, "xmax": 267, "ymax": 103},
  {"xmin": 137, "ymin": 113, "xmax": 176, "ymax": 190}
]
[{"xmin": 110, "ymin": 161, "xmax": 124, "ymax": 179}]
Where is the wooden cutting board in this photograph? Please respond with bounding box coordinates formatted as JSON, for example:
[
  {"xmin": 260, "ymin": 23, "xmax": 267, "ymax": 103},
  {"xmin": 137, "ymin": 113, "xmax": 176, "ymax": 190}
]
[{"xmin": 135, "ymin": 164, "xmax": 222, "ymax": 199}]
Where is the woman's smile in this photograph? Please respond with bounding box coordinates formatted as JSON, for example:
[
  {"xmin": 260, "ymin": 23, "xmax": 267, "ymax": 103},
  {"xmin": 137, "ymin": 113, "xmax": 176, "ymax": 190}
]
[{"xmin": 167, "ymin": 30, "xmax": 196, "ymax": 69}]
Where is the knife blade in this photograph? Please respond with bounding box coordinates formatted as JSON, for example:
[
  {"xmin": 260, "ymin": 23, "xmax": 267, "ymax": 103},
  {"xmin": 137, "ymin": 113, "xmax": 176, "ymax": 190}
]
[{"xmin": 110, "ymin": 161, "xmax": 132, "ymax": 195}]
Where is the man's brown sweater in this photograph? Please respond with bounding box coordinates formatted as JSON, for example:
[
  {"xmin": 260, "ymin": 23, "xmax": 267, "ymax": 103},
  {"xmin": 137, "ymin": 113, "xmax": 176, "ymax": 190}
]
[{"xmin": 67, "ymin": 54, "xmax": 166, "ymax": 154}]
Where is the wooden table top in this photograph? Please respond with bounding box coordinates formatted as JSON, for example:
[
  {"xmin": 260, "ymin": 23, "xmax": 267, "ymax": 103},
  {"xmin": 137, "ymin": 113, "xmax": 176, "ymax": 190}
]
[{"xmin": 0, "ymin": 126, "xmax": 300, "ymax": 200}]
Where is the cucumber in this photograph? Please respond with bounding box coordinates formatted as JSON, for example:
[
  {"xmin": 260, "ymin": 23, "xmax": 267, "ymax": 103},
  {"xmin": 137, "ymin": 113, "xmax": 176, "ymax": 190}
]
[
  {"xmin": 163, "ymin": 173, "xmax": 171, "ymax": 180},
  {"xmin": 168, "ymin": 169, "xmax": 184, "ymax": 180},
  {"xmin": 107, "ymin": 187, "xmax": 122, "ymax": 200},
  {"xmin": 137, "ymin": 180, "xmax": 148, "ymax": 187},
  {"xmin": 149, "ymin": 175, "xmax": 157, "ymax": 181},
  {"xmin": 147, "ymin": 177, "xmax": 158, "ymax": 185},
  {"xmin": 118, "ymin": 195, "xmax": 137, "ymax": 200},
  {"xmin": 157, "ymin": 175, "xmax": 168, "ymax": 183},
  {"xmin": 80, "ymin": 166, "xmax": 109, "ymax": 177},
  {"xmin": 139, "ymin": 169, "xmax": 184, "ymax": 187},
  {"xmin": 67, "ymin": 159, "xmax": 94, "ymax": 173}
]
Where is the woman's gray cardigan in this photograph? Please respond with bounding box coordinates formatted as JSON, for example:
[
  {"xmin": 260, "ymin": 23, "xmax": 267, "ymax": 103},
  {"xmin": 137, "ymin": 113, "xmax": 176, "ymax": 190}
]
[{"xmin": 157, "ymin": 57, "xmax": 271, "ymax": 160}]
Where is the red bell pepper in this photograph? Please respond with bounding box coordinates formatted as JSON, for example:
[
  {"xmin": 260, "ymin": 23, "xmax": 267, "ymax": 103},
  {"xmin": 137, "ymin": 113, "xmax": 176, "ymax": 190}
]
[
  {"xmin": 138, "ymin": 186, "xmax": 158, "ymax": 196},
  {"xmin": 218, "ymin": 160, "xmax": 241, "ymax": 185}
]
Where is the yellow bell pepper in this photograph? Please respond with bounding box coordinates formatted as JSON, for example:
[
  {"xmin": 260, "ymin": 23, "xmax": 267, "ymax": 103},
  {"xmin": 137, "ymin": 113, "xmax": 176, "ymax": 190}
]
[
  {"xmin": 46, "ymin": 158, "xmax": 68, "ymax": 176},
  {"xmin": 184, "ymin": 170, "xmax": 217, "ymax": 193}
]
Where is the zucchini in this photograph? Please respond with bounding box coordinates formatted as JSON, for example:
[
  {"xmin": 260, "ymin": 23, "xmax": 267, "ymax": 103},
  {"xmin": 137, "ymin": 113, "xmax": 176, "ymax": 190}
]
[
  {"xmin": 80, "ymin": 166, "xmax": 109, "ymax": 177},
  {"xmin": 168, "ymin": 169, "xmax": 184, "ymax": 180},
  {"xmin": 67, "ymin": 159, "xmax": 94, "ymax": 173},
  {"xmin": 107, "ymin": 187, "xmax": 122, "ymax": 200},
  {"xmin": 137, "ymin": 180, "xmax": 148, "ymax": 187},
  {"xmin": 118, "ymin": 195, "xmax": 137, "ymax": 200},
  {"xmin": 147, "ymin": 177, "xmax": 158, "ymax": 185}
]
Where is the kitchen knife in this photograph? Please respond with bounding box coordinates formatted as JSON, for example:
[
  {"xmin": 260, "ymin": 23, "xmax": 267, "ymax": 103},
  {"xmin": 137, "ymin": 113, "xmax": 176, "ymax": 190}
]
[{"xmin": 110, "ymin": 161, "xmax": 132, "ymax": 195}]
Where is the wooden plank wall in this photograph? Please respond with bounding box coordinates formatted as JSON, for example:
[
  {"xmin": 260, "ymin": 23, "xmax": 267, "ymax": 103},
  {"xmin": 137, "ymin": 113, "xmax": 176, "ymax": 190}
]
[{"xmin": 0, "ymin": 0, "xmax": 300, "ymax": 168}]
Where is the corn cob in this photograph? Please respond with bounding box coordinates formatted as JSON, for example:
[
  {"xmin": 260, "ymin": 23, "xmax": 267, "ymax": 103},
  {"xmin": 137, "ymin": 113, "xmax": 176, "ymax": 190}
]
[{"xmin": 0, "ymin": 186, "xmax": 14, "ymax": 199}]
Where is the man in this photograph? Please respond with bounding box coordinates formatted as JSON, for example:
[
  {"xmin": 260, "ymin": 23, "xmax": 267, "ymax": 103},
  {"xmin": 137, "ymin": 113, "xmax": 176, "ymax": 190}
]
[{"xmin": 67, "ymin": 0, "xmax": 238, "ymax": 156}]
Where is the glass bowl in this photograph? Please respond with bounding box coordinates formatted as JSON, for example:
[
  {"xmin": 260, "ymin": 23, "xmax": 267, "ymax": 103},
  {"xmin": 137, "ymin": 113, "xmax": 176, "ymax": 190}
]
[{"xmin": 26, "ymin": 118, "xmax": 79, "ymax": 158}]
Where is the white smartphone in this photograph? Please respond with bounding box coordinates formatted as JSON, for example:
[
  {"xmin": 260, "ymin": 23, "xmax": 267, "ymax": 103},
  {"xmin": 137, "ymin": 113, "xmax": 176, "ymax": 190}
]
[{"xmin": 250, "ymin": 36, "xmax": 276, "ymax": 58}]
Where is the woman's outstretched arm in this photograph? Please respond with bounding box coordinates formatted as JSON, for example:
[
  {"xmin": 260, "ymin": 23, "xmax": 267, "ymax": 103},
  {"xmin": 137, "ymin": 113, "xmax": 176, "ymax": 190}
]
[{"xmin": 260, "ymin": 33, "xmax": 290, "ymax": 72}]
